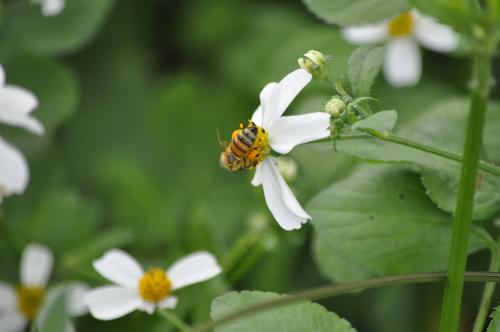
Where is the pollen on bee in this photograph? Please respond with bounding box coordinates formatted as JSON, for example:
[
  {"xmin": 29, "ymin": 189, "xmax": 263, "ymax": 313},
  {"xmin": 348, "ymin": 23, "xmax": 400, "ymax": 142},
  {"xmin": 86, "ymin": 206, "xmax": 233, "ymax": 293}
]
[{"xmin": 138, "ymin": 268, "xmax": 172, "ymax": 302}]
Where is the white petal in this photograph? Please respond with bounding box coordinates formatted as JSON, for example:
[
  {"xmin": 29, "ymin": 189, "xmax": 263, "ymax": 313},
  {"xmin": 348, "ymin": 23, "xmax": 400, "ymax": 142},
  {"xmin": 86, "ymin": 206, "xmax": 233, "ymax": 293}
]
[
  {"xmin": 414, "ymin": 14, "xmax": 459, "ymax": 52},
  {"xmin": 251, "ymin": 163, "xmax": 263, "ymax": 187},
  {"xmin": 342, "ymin": 23, "xmax": 387, "ymax": 44},
  {"xmin": 40, "ymin": 0, "xmax": 65, "ymax": 16},
  {"xmin": 269, "ymin": 112, "xmax": 331, "ymax": 154},
  {"xmin": 260, "ymin": 159, "xmax": 310, "ymax": 230},
  {"xmin": 0, "ymin": 86, "xmax": 43, "ymax": 135},
  {"xmin": 257, "ymin": 82, "xmax": 278, "ymax": 129},
  {"xmin": 261, "ymin": 70, "xmax": 311, "ymax": 129},
  {"xmin": 83, "ymin": 286, "xmax": 142, "ymax": 321},
  {"xmin": 65, "ymin": 282, "xmax": 90, "ymax": 317},
  {"xmin": 384, "ymin": 38, "xmax": 421, "ymax": 87},
  {"xmin": 93, "ymin": 249, "xmax": 144, "ymax": 288},
  {"xmin": 167, "ymin": 252, "xmax": 221, "ymax": 291},
  {"xmin": 137, "ymin": 301, "xmax": 155, "ymax": 315},
  {"xmin": 158, "ymin": 296, "xmax": 178, "ymax": 310},
  {"xmin": 0, "ymin": 137, "xmax": 28, "ymax": 198},
  {"xmin": 0, "ymin": 65, "xmax": 5, "ymax": 86},
  {"xmin": 251, "ymin": 106, "xmax": 263, "ymax": 127},
  {"xmin": 0, "ymin": 312, "xmax": 27, "ymax": 332},
  {"xmin": 20, "ymin": 243, "xmax": 53, "ymax": 287},
  {"xmin": 0, "ymin": 283, "xmax": 17, "ymax": 312}
]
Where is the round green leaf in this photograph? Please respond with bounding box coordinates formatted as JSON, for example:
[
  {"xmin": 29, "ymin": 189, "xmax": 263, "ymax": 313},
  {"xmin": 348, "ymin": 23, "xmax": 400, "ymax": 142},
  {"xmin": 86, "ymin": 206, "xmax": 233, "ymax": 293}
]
[
  {"xmin": 0, "ymin": 0, "xmax": 115, "ymax": 58},
  {"xmin": 303, "ymin": 0, "xmax": 410, "ymax": 25},
  {"xmin": 211, "ymin": 291, "xmax": 357, "ymax": 332}
]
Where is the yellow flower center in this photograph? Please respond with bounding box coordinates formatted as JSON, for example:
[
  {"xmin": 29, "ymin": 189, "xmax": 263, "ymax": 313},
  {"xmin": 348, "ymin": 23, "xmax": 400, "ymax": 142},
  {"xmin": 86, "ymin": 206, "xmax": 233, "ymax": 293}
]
[
  {"xmin": 17, "ymin": 285, "xmax": 45, "ymax": 320},
  {"xmin": 388, "ymin": 12, "xmax": 414, "ymax": 37},
  {"xmin": 138, "ymin": 268, "xmax": 172, "ymax": 302},
  {"xmin": 242, "ymin": 124, "xmax": 269, "ymax": 167}
]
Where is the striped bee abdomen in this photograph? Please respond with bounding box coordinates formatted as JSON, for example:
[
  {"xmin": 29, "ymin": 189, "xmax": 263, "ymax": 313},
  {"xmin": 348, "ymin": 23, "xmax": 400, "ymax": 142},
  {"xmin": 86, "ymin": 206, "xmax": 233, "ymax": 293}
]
[{"xmin": 220, "ymin": 122, "xmax": 269, "ymax": 172}]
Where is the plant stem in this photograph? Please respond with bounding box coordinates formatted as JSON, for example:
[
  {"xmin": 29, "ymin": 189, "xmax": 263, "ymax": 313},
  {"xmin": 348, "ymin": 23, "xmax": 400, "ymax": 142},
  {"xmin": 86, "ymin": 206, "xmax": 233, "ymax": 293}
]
[
  {"xmin": 156, "ymin": 309, "xmax": 191, "ymax": 332},
  {"xmin": 324, "ymin": 132, "xmax": 500, "ymax": 177},
  {"xmin": 191, "ymin": 272, "xmax": 500, "ymax": 332},
  {"xmin": 439, "ymin": 43, "xmax": 493, "ymax": 332},
  {"xmin": 473, "ymin": 240, "xmax": 500, "ymax": 332}
]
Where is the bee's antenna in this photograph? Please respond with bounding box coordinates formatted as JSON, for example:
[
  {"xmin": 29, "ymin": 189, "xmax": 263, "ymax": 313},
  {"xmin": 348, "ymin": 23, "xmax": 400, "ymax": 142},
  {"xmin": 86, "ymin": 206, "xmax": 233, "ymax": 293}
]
[{"xmin": 216, "ymin": 127, "xmax": 226, "ymax": 149}]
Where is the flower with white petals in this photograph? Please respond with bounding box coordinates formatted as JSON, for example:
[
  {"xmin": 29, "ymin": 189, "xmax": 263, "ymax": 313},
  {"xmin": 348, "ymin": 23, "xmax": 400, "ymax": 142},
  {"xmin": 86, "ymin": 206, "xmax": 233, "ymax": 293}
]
[
  {"xmin": 342, "ymin": 10, "xmax": 459, "ymax": 87},
  {"xmin": 32, "ymin": 0, "xmax": 65, "ymax": 16},
  {"xmin": 84, "ymin": 249, "xmax": 222, "ymax": 320},
  {"xmin": 220, "ymin": 69, "xmax": 330, "ymax": 230},
  {"xmin": 0, "ymin": 65, "xmax": 43, "ymax": 203},
  {"xmin": 0, "ymin": 243, "xmax": 88, "ymax": 332}
]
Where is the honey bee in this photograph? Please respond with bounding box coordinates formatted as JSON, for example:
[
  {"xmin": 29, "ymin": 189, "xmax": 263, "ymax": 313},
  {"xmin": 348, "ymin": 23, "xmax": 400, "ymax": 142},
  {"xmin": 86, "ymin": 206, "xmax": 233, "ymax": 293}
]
[{"xmin": 220, "ymin": 122, "xmax": 269, "ymax": 171}]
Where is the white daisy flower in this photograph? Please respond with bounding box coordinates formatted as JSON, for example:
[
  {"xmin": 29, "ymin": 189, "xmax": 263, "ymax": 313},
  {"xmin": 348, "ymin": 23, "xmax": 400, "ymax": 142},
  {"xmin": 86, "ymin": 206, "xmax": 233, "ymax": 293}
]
[
  {"xmin": 32, "ymin": 0, "xmax": 65, "ymax": 16},
  {"xmin": 0, "ymin": 243, "xmax": 89, "ymax": 332},
  {"xmin": 220, "ymin": 69, "xmax": 330, "ymax": 230},
  {"xmin": 84, "ymin": 249, "xmax": 222, "ymax": 321},
  {"xmin": 0, "ymin": 64, "xmax": 43, "ymax": 203},
  {"xmin": 342, "ymin": 10, "xmax": 459, "ymax": 87}
]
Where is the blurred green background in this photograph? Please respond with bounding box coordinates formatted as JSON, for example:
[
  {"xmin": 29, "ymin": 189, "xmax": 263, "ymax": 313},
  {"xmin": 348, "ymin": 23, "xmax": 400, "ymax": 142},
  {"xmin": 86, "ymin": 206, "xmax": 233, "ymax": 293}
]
[{"xmin": 0, "ymin": 0, "xmax": 493, "ymax": 331}]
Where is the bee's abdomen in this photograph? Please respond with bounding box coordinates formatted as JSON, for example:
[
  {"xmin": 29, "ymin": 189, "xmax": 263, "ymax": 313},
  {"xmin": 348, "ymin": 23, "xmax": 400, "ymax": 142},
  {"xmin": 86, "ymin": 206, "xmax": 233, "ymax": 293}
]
[{"xmin": 229, "ymin": 127, "xmax": 257, "ymax": 158}]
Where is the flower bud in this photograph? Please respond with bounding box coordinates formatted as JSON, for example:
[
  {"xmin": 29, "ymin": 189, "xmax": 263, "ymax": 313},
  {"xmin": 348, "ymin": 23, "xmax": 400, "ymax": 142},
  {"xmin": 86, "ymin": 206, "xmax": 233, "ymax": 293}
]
[
  {"xmin": 325, "ymin": 97, "xmax": 346, "ymax": 117},
  {"xmin": 298, "ymin": 50, "xmax": 328, "ymax": 81}
]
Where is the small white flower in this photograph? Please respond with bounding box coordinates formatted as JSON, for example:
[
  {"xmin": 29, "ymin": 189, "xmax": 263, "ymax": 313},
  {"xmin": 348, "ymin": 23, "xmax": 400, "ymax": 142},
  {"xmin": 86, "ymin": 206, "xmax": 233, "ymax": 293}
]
[
  {"xmin": 0, "ymin": 65, "xmax": 44, "ymax": 202},
  {"xmin": 250, "ymin": 69, "xmax": 330, "ymax": 230},
  {"xmin": 0, "ymin": 243, "xmax": 88, "ymax": 332},
  {"xmin": 342, "ymin": 10, "xmax": 459, "ymax": 87},
  {"xmin": 32, "ymin": 0, "xmax": 65, "ymax": 16},
  {"xmin": 84, "ymin": 249, "xmax": 222, "ymax": 321}
]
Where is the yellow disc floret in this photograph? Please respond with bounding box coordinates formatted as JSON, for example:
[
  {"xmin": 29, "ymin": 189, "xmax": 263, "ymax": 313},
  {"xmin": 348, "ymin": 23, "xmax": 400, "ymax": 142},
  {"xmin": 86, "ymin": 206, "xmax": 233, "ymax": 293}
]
[
  {"xmin": 245, "ymin": 124, "xmax": 269, "ymax": 168},
  {"xmin": 388, "ymin": 12, "xmax": 414, "ymax": 37},
  {"xmin": 17, "ymin": 285, "xmax": 45, "ymax": 320},
  {"xmin": 138, "ymin": 268, "xmax": 172, "ymax": 302}
]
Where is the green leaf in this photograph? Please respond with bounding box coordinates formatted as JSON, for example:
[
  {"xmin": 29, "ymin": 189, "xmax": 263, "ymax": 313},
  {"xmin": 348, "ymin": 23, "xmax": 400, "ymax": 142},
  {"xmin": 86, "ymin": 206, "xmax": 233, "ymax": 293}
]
[
  {"xmin": 34, "ymin": 287, "xmax": 67, "ymax": 332},
  {"xmin": 211, "ymin": 291, "xmax": 357, "ymax": 332},
  {"xmin": 411, "ymin": 0, "xmax": 470, "ymax": 29},
  {"xmin": 336, "ymin": 97, "xmax": 500, "ymax": 220},
  {"xmin": 0, "ymin": 0, "xmax": 115, "ymax": 58},
  {"xmin": 302, "ymin": 0, "xmax": 410, "ymax": 25},
  {"xmin": 308, "ymin": 165, "xmax": 489, "ymax": 283},
  {"xmin": 488, "ymin": 304, "xmax": 500, "ymax": 332},
  {"xmin": 352, "ymin": 110, "xmax": 398, "ymax": 132},
  {"xmin": 348, "ymin": 46, "xmax": 384, "ymax": 97},
  {"xmin": 25, "ymin": 188, "xmax": 100, "ymax": 252},
  {"xmin": 4, "ymin": 55, "xmax": 78, "ymax": 135}
]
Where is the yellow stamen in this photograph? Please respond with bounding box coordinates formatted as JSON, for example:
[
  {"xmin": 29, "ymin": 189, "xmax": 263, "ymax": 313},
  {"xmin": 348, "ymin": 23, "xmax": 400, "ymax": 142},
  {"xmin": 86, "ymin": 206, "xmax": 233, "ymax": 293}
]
[
  {"xmin": 388, "ymin": 12, "xmax": 414, "ymax": 37},
  {"xmin": 17, "ymin": 285, "xmax": 45, "ymax": 320},
  {"xmin": 246, "ymin": 124, "xmax": 269, "ymax": 167},
  {"xmin": 138, "ymin": 268, "xmax": 172, "ymax": 302}
]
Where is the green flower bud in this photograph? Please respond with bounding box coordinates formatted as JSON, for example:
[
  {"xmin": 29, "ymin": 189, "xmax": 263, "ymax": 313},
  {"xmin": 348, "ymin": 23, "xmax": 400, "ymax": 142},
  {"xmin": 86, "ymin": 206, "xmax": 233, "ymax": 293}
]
[
  {"xmin": 325, "ymin": 97, "xmax": 346, "ymax": 117},
  {"xmin": 298, "ymin": 50, "xmax": 328, "ymax": 81}
]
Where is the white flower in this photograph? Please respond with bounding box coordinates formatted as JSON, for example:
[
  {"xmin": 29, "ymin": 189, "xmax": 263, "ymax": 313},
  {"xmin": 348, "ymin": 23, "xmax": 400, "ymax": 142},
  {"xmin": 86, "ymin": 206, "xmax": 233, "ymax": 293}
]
[
  {"xmin": 250, "ymin": 69, "xmax": 330, "ymax": 230},
  {"xmin": 0, "ymin": 243, "xmax": 88, "ymax": 332},
  {"xmin": 0, "ymin": 65, "xmax": 43, "ymax": 202},
  {"xmin": 32, "ymin": 0, "xmax": 65, "ymax": 16},
  {"xmin": 84, "ymin": 249, "xmax": 222, "ymax": 321},
  {"xmin": 342, "ymin": 10, "xmax": 459, "ymax": 87}
]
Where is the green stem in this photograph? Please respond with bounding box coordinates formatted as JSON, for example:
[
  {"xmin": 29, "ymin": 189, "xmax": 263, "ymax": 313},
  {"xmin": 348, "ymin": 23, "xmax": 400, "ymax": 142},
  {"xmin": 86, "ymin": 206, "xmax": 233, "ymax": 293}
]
[
  {"xmin": 191, "ymin": 272, "xmax": 500, "ymax": 332},
  {"xmin": 439, "ymin": 44, "xmax": 493, "ymax": 332},
  {"xmin": 320, "ymin": 132, "xmax": 500, "ymax": 177},
  {"xmin": 156, "ymin": 309, "xmax": 191, "ymax": 332},
  {"xmin": 473, "ymin": 240, "xmax": 500, "ymax": 332}
]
